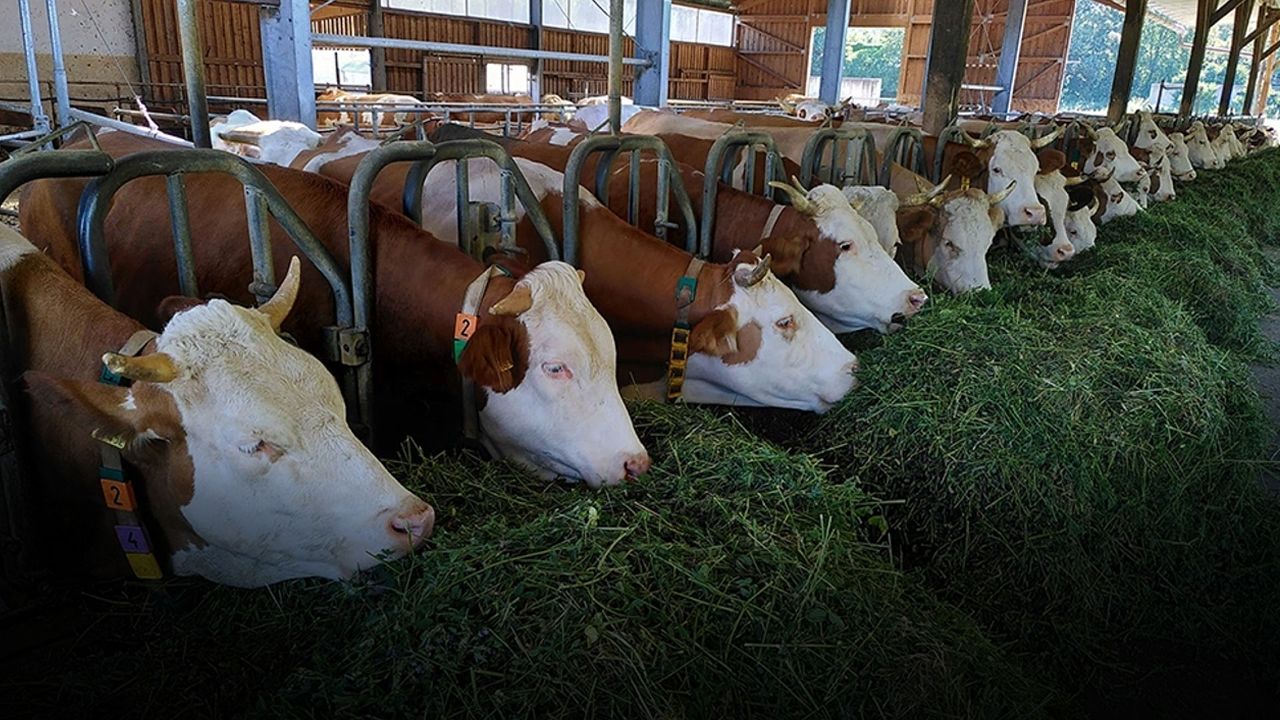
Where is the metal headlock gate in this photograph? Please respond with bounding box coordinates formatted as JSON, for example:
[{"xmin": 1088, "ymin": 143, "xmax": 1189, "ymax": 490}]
[
  {"xmin": 700, "ymin": 131, "xmax": 784, "ymax": 257},
  {"xmin": 799, "ymin": 127, "xmax": 877, "ymax": 190},
  {"xmin": 878, "ymin": 127, "xmax": 926, "ymax": 187},
  {"xmin": 561, "ymin": 135, "xmax": 700, "ymax": 264},
  {"xmin": 934, "ymin": 124, "xmax": 976, "ymax": 184},
  {"xmin": 0, "ymin": 147, "xmax": 117, "ymax": 603},
  {"xmin": 75, "ymin": 151, "xmax": 367, "ymax": 435}
]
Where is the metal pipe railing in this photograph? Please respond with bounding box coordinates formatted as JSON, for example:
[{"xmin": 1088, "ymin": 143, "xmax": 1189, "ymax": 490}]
[
  {"xmin": 312, "ymin": 33, "xmax": 650, "ymax": 67},
  {"xmin": 43, "ymin": 0, "xmax": 71, "ymax": 127},
  {"xmin": 176, "ymin": 0, "xmax": 211, "ymax": 148}
]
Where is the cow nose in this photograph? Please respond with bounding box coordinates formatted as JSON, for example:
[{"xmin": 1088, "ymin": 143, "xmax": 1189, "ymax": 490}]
[
  {"xmin": 1056, "ymin": 244, "xmax": 1075, "ymax": 262},
  {"xmin": 389, "ymin": 501, "xmax": 435, "ymax": 548},
  {"xmin": 843, "ymin": 357, "xmax": 860, "ymax": 376},
  {"xmin": 1023, "ymin": 206, "xmax": 1046, "ymax": 225},
  {"xmin": 906, "ymin": 289, "xmax": 929, "ymax": 314},
  {"xmin": 623, "ymin": 452, "xmax": 651, "ymax": 482}
]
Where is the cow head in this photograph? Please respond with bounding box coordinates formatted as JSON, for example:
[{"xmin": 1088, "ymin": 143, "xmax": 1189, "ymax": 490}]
[
  {"xmin": 957, "ymin": 128, "xmax": 1056, "ymax": 228},
  {"xmin": 1029, "ymin": 150, "xmax": 1078, "ymax": 269},
  {"xmin": 211, "ymin": 110, "xmax": 323, "ymax": 168},
  {"xmin": 1095, "ymin": 175, "xmax": 1143, "ymax": 223},
  {"xmin": 458, "ymin": 262, "xmax": 648, "ymax": 488},
  {"xmin": 1167, "ymin": 133, "xmax": 1198, "ymax": 181},
  {"xmin": 683, "ymin": 251, "xmax": 858, "ymax": 413},
  {"xmin": 898, "ymin": 180, "xmax": 1014, "ymax": 294},
  {"xmin": 1133, "ymin": 111, "xmax": 1173, "ymax": 153},
  {"xmin": 842, "ymin": 185, "xmax": 902, "ymax": 257},
  {"xmin": 29, "ymin": 257, "xmax": 433, "ymax": 587},
  {"xmin": 1083, "ymin": 127, "xmax": 1147, "ymax": 183},
  {"xmin": 1186, "ymin": 122, "xmax": 1225, "ymax": 169},
  {"xmin": 767, "ymin": 180, "xmax": 927, "ymax": 334}
]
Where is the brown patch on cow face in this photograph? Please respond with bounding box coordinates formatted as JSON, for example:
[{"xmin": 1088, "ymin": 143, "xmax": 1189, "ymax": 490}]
[
  {"xmin": 689, "ymin": 307, "xmax": 740, "ymax": 358},
  {"xmin": 1150, "ymin": 171, "xmax": 1163, "ymax": 196},
  {"xmin": 759, "ymin": 234, "xmax": 812, "ymax": 281},
  {"xmin": 951, "ymin": 151, "xmax": 986, "ymax": 185},
  {"xmin": 1092, "ymin": 151, "xmax": 1105, "ymax": 168},
  {"xmin": 1093, "ymin": 185, "xmax": 1110, "ymax": 219},
  {"xmin": 1037, "ymin": 149, "xmax": 1067, "ymax": 175},
  {"xmin": 720, "ymin": 321, "xmax": 762, "ymax": 365},
  {"xmin": 1130, "ymin": 147, "xmax": 1150, "ymax": 166},
  {"xmin": 458, "ymin": 316, "xmax": 530, "ymax": 393},
  {"xmin": 783, "ymin": 237, "xmax": 838, "ymax": 295}
]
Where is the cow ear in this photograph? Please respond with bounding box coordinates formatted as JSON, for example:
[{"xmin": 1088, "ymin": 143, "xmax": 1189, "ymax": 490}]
[
  {"xmin": 156, "ymin": 295, "xmax": 207, "ymax": 326},
  {"xmin": 1093, "ymin": 151, "xmax": 1105, "ymax": 167},
  {"xmin": 23, "ymin": 372, "xmax": 178, "ymax": 447},
  {"xmin": 458, "ymin": 317, "xmax": 529, "ymax": 393},
  {"xmin": 1037, "ymin": 149, "xmax": 1066, "ymax": 174},
  {"xmin": 759, "ymin": 235, "xmax": 810, "ymax": 278},
  {"xmin": 689, "ymin": 307, "xmax": 740, "ymax": 357},
  {"xmin": 951, "ymin": 151, "xmax": 985, "ymax": 181},
  {"xmin": 896, "ymin": 206, "xmax": 937, "ymax": 239}
]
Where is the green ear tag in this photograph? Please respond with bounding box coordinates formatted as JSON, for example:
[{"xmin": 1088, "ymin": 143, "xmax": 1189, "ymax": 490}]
[{"xmin": 453, "ymin": 338, "xmax": 467, "ymax": 363}]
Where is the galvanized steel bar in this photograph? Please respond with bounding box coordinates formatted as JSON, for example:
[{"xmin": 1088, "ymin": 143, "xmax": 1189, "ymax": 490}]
[
  {"xmin": 43, "ymin": 0, "xmax": 71, "ymax": 128},
  {"xmin": 819, "ymin": 0, "xmax": 853, "ymax": 106},
  {"xmin": 701, "ymin": 131, "xmax": 784, "ymax": 256},
  {"xmin": 176, "ymin": 0, "xmax": 211, "ymax": 148},
  {"xmin": 635, "ymin": 0, "xmax": 672, "ymax": 107},
  {"xmin": 165, "ymin": 175, "xmax": 199, "ymax": 298},
  {"xmin": 0, "ymin": 151, "xmax": 113, "ymax": 206},
  {"xmin": 67, "ymin": 108, "xmax": 192, "ymax": 146},
  {"xmin": 628, "ymin": 149, "xmax": 641, "ymax": 224},
  {"xmin": 456, "ymin": 159, "xmax": 471, "ymax": 257},
  {"xmin": 608, "ymin": 0, "xmax": 624, "ymax": 135},
  {"xmin": 312, "ymin": 33, "xmax": 650, "ymax": 67},
  {"xmin": 18, "ymin": 0, "xmax": 50, "ymax": 136},
  {"xmin": 991, "ymin": 0, "xmax": 1029, "ymax": 116},
  {"xmin": 243, "ymin": 187, "xmax": 277, "ymax": 304}
]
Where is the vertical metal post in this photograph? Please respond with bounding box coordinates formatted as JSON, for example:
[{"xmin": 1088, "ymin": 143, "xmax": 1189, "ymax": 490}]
[
  {"xmin": 1220, "ymin": 1, "xmax": 1255, "ymax": 115},
  {"xmin": 370, "ymin": 1, "xmax": 387, "ymax": 92},
  {"xmin": 130, "ymin": 0, "xmax": 154, "ymax": 95},
  {"xmin": 1181, "ymin": 0, "xmax": 1214, "ymax": 116},
  {"xmin": 18, "ymin": 0, "xmax": 50, "ymax": 135},
  {"xmin": 820, "ymin": 0, "xmax": 853, "ymax": 106},
  {"xmin": 44, "ymin": 0, "xmax": 71, "ymax": 128},
  {"xmin": 1244, "ymin": 8, "xmax": 1270, "ymax": 114},
  {"xmin": 1109, "ymin": 0, "xmax": 1147, "ymax": 123},
  {"xmin": 165, "ymin": 176, "xmax": 200, "ymax": 298},
  {"xmin": 608, "ymin": 0, "xmax": 624, "ymax": 133},
  {"xmin": 529, "ymin": 0, "xmax": 543, "ymax": 102},
  {"xmin": 921, "ymin": 0, "xmax": 977, "ymax": 136},
  {"xmin": 261, "ymin": 0, "xmax": 317, "ymax": 127},
  {"xmin": 991, "ymin": 0, "xmax": 1029, "ymax": 116},
  {"xmin": 176, "ymin": 0, "xmax": 211, "ymax": 147},
  {"xmin": 635, "ymin": 0, "xmax": 671, "ymax": 107}
]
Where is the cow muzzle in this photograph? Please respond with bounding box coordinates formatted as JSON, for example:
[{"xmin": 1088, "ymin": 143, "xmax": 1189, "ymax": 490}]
[
  {"xmin": 623, "ymin": 452, "xmax": 652, "ymax": 483},
  {"xmin": 388, "ymin": 500, "xmax": 436, "ymax": 548}
]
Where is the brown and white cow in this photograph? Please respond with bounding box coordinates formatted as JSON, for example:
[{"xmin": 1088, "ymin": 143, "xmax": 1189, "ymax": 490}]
[
  {"xmin": 211, "ymin": 110, "xmax": 323, "ymax": 166},
  {"xmin": 1166, "ymin": 132, "xmax": 1198, "ymax": 182},
  {"xmin": 1083, "ymin": 126, "xmax": 1149, "ymax": 182},
  {"xmin": 892, "ymin": 174, "xmax": 1015, "ymax": 294},
  {"xmin": 20, "ymin": 132, "xmax": 649, "ymax": 488},
  {"xmin": 1, "ymin": 225, "xmax": 434, "ymax": 587},
  {"xmin": 316, "ymin": 87, "xmax": 426, "ymax": 128},
  {"xmin": 1185, "ymin": 121, "xmax": 1225, "ymax": 170},
  {"xmin": 1029, "ymin": 150, "xmax": 1080, "ymax": 269}
]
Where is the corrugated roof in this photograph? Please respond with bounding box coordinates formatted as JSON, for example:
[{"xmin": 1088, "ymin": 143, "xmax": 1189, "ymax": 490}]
[{"xmin": 1143, "ymin": 0, "xmax": 1280, "ymax": 30}]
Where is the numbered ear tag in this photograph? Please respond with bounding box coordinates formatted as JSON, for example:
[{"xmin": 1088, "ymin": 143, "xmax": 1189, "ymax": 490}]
[
  {"xmin": 125, "ymin": 553, "xmax": 163, "ymax": 580},
  {"xmin": 115, "ymin": 524, "xmax": 151, "ymax": 554},
  {"xmin": 101, "ymin": 479, "xmax": 137, "ymax": 511},
  {"xmin": 453, "ymin": 313, "xmax": 478, "ymax": 362}
]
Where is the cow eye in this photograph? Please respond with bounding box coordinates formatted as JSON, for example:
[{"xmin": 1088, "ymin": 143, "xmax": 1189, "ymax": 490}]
[
  {"xmin": 838, "ymin": 241, "xmax": 853, "ymax": 252},
  {"xmin": 992, "ymin": 167, "xmax": 1003, "ymax": 175},
  {"xmin": 541, "ymin": 362, "xmax": 573, "ymax": 380},
  {"xmin": 1106, "ymin": 151, "xmax": 1116, "ymax": 159},
  {"xmin": 1111, "ymin": 193, "xmax": 1124, "ymax": 202},
  {"xmin": 242, "ymin": 439, "xmax": 285, "ymax": 461},
  {"xmin": 775, "ymin": 315, "xmax": 796, "ymax": 332},
  {"xmin": 1150, "ymin": 131, "xmax": 1157, "ymax": 138}
]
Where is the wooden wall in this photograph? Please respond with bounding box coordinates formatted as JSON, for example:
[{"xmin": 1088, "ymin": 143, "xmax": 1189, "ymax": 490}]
[
  {"xmin": 136, "ymin": 0, "xmax": 736, "ymax": 108},
  {"xmin": 738, "ymin": 0, "xmax": 1075, "ymax": 114}
]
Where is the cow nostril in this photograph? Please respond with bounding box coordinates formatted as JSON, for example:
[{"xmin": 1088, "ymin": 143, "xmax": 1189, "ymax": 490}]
[
  {"xmin": 908, "ymin": 290, "xmax": 929, "ymax": 311},
  {"xmin": 390, "ymin": 503, "xmax": 435, "ymax": 546},
  {"xmin": 844, "ymin": 357, "xmax": 860, "ymax": 375},
  {"xmin": 624, "ymin": 453, "xmax": 651, "ymax": 482}
]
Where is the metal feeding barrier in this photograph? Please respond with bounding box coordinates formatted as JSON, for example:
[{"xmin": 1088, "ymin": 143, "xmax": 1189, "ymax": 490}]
[
  {"xmin": 799, "ymin": 127, "xmax": 876, "ymax": 189},
  {"xmin": 700, "ymin": 130, "xmax": 784, "ymax": 256},
  {"xmin": 934, "ymin": 124, "xmax": 973, "ymax": 184},
  {"xmin": 561, "ymin": 135, "xmax": 700, "ymax": 263},
  {"xmin": 0, "ymin": 146, "xmax": 116, "ymax": 598},
  {"xmin": 75, "ymin": 151, "xmax": 368, "ymax": 435},
  {"xmin": 878, "ymin": 127, "xmax": 926, "ymax": 186}
]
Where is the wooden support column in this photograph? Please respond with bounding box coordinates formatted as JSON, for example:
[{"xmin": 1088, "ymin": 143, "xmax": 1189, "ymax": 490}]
[
  {"xmin": 921, "ymin": 0, "xmax": 977, "ymax": 135},
  {"xmin": 1218, "ymin": 0, "xmax": 1254, "ymax": 114},
  {"xmin": 1180, "ymin": 0, "xmax": 1216, "ymax": 116},
  {"xmin": 529, "ymin": 0, "xmax": 542, "ymax": 101},
  {"xmin": 992, "ymin": 0, "xmax": 1029, "ymax": 116},
  {"xmin": 1258, "ymin": 20, "xmax": 1280, "ymax": 113},
  {"xmin": 1108, "ymin": 0, "xmax": 1148, "ymax": 123},
  {"xmin": 370, "ymin": 1, "xmax": 386, "ymax": 92},
  {"xmin": 1243, "ymin": 8, "xmax": 1280, "ymax": 112},
  {"xmin": 819, "ymin": 0, "xmax": 853, "ymax": 105}
]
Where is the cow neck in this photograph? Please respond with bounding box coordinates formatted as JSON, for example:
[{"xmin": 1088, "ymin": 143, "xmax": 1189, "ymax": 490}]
[{"xmin": 714, "ymin": 191, "xmax": 801, "ymax": 253}]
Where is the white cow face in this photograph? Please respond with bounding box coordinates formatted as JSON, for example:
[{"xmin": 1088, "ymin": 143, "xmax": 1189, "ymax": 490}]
[
  {"xmin": 1134, "ymin": 112, "xmax": 1173, "ymax": 153},
  {"xmin": 1097, "ymin": 176, "xmax": 1143, "ymax": 224},
  {"xmin": 684, "ymin": 254, "xmax": 858, "ymax": 413},
  {"xmin": 773, "ymin": 184, "xmax": 927, "ymax": 334},
  {"xmin": 1084, "ymin": 128, "xmax": 1147, "ymax": 183},
  {"xmin": 210, "ymin": 110, "xmax": 323, "ymax": 167},
  {"xmin": 843, "ymin": 185, "xmax": 902, "ymax": 256},
  {"xmin": 924, "ymin": 189, "xmax": 1005, "ymax": 294},
  {"xmin": 1167, "ymin": 133, "xmax": 1197, "ymax": 181},
  {"xmin": 985, "ymin": 131, "xmax": 1049, "ymax": 227},
  {"xmin": 1031, "ymin": 172, "xmax": 1078, "ymax": 269},
  {"xmin": 1064, "ymin": 205, "xmax": 1098, "ymax": 254},
  {"xmin": 462, "ymin": 263, "xmax": 649, "ymax": 488},
  {"xmin": 1187, "ymin": 123, "xmax": 1225, "ymax": 169},
  {"xmin": 92, "ymin": 261, "xmax": 432, "ymax": 587}
]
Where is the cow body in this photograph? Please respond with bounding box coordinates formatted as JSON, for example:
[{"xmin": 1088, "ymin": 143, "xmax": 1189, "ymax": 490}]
[{"xmin": 316, "ymin": 88, "xmax": 426, "ymax": 128}]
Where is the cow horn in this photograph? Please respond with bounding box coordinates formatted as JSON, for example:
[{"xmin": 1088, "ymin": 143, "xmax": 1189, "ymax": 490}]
[
  {"xmin": 102, "ymin": 352, "xmax": 179, "ymax": 384},
  {"xmin": 1087, "ymin": 195, "xmax": 1100, "ymax": 214},
  {"xmin": 958, "ymin": 128, "xmax": 992, "ymax": 149},
  {"xmin": 489, "ymin": 284, "xmax": 534, "ymax": 317},
  {"xmin": 219, "ymin": 129, "xmax": 264, "ymax": 146},
  {"xmin": 768, "ymin": 180, "xmax": 815, "ymax": 215},
  {"xmin": 257, "ymin": 256, "xmax": 302, "ymax": 332},
  {"xmin": 1084, "ymin": 124, "xmax": 1099, "ymax": 140},
  {"xmin": 1030, "ymin": 126, "xmax": 1062, "ymax": 149},
  {"xmin": 735, "ymin": 254, "xmax": 772, "ymax": 287},
  {"xmin": 848, "ymin": 196, "xmax": 864, "ymax": 213},
  {"xmin": 989, "ymin": 181, "xmax": 1017, "ymax": 206},
  {"xmin": 1063, "ymin": 175, "xmax": 1087, "ymax": 187}
]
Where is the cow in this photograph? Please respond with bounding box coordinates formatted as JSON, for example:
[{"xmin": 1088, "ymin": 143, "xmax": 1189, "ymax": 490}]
[
  {"xmin": 893, "ymin": 174, "xmax": 1016, "ymax": 294},
  {"xmin": 1129, "ymin": 145, "xmax": 1175, "ymax": 204},
  {"xmin": 1211, "ymin": 123, "xmax": 1245, "ymax": 162},
  {"xmin": 20, "ymin": 132, "xmax": 649, "ymax": 488},
  {"xmin": 841, "ymin": 186, "xmax": 901, "ymax": 257},
  {"xmin": 316, "ymin": 87, "xmax": 426, "ymax": 128},
  {"xmin": 678, "ymin": 109, "xmax": 824, "ymax": 127},
  {"xmin": 1060, "ymin": 165, "xmax": 1101, "ymax": 254},
  {"xmin": 1185, "ymin": 121, "xmax": 1225, "ymax": 170},
  {"xmin": 1094, "ymin": 171, "xmax": 1143, "ymax": 224},
  {"xmin": 1166, "ymin": 132, "xmax": 1198, "ymax": 182},
  {"xmin": 0, "ymin": 224, "xmax": 435, "ymax": 587},
  {"xmin": 210, "ymin": 110, "xmax": 323, "ymax": 166},
  {"xmin": 1028, "ymin": 150, "xmax": 1080, "ymax": 269},
  {"xmin": 1082, "ymin": 126, "xmax": 1148, "ymax": 183},
  {"xmin": 776, "ymin": 94, "xmax": 837, "ymax": 122}
]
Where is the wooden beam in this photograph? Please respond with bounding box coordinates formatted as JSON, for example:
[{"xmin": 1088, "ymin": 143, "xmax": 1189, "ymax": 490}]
[
  {"xmin": 1242, "ymin": 6, "xmax": 1280, "ymax": 45},
  {"xmin": 1261, "ymin": 35, "xmax": 1280, "ymax": 62},
  {"xmin": 738, "ymin": 54, "xmax": 797, "ymax": 86},
  {"xmin": 1180, "ymin": 0, "xmax": 1215, "ymax": 116},
  {"xmin": 922, "ymin": 0, "xmax": 977, "ymax": 135},
  {"xmin": 1244, "ymin": 8, "xmax": 1273, "ymax": 112},
  {"xmin": 1109, "ymin": 0, "xmax": 1147, "ymax": 123},
  {"xmin": 1218, "ymin": 0, "xmax": 1253, "ymax": 114},
  {"xmin": 1211, "ymin": 0, "xmax": 1249, "ymax": 25},
  {"xmin": 369, "ymin": 1, "xmax": 386, "ymax": 91},
  {"xmin": 1257, "ymin": 20, "xmax": 1280, "ymax": 111}
]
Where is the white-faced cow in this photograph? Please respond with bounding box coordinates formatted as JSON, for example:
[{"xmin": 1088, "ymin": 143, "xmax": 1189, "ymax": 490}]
[
  {"xmin": 894, "ymin": 175, "xmax": 1016, "ymax": 294},
  {"xmin": 842, "ymin": 185, "xmax": 902, "ymax": 257},
  {"xmin": 1166, "ymin": 133, "xmax": 1198, "ymax": 182}
]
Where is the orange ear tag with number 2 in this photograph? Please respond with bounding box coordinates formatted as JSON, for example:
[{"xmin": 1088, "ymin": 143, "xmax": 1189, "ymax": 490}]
[{"xmin": 453, "ymin": 312, "xmax": 478, "ymax": 361}]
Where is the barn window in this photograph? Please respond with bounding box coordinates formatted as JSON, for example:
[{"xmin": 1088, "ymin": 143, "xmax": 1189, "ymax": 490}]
[
  {"xmin": 486, "ymin": 63, "xmax": 531, "ymax": 95},
  {"xmin": 542, "ymin": 0, "xmax": 637, "ymax": 34},
  {"xmin": 671, "ymin": 6, "xmax": 734, "ymax": 46},
  {"xmin": 312, "ymin": 49, "xmax": 373, "ymax": 89},
  {"xmin": 383, "ymin": 0, "xmax": 531, "ymax": 23}
]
